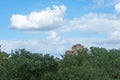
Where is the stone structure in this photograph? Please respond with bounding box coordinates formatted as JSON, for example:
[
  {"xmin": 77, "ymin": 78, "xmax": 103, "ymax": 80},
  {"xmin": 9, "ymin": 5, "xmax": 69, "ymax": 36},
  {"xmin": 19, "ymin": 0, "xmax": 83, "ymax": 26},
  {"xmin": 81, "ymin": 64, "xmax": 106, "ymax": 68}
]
[
  {"xmin": 72, "ymin": 44, "xmax": 83, "ymax": 53},
  {"xmin": 65, "ymin": 50, "xmax": 74, "ymax": 54},
  {"xmin": 65, "ymin": 44, "xmax": 84, "ymax": 55},
  {"xmin": 0, "ymin": 45, "xmax": 1, "ymax": 52}
]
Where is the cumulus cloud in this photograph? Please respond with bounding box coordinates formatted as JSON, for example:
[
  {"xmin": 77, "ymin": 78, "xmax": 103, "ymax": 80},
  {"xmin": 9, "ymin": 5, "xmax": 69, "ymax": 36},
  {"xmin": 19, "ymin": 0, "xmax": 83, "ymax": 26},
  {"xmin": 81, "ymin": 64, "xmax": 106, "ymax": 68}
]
[
  {"xmin": 62, "ymin": 12, "xmax": 120, "ymax": 40},
  {"xmin": 11, "ymin": 5, "xmax": 66, "ymax": 30},
  {"xmin": 46, "ymin": 31, "xmax": 66, "ymax": 44}
]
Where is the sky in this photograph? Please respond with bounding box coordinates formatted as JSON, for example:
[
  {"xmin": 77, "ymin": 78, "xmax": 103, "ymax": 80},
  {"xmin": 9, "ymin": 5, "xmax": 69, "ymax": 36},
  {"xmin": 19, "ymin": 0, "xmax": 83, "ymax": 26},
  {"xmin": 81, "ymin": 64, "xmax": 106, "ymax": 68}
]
[{"xmin": 1, "ymin": 0, "xmax": 120, "ymax": 57}]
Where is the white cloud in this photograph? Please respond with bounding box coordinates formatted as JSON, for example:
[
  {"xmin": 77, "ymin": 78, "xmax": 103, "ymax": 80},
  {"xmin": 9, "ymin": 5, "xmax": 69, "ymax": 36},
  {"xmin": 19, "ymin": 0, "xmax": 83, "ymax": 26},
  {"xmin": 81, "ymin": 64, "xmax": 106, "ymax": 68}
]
[
  {"xmin": 62, "ymin": 12, "xmax": 120, "ymax": 40},
  {"xmin": 78, "ymin": 13, "xmax": 120, "ymax": 33},
  {"xmin": 109, "ymin": 31, "xmax": 120, "ymax": 40},
  {"xmin": 115, "ymin": 2, "xmax": 120, "ymax": 13},
  {"xmin": 11, "ymin": 5, "xmax": 66, "ymax": 30},
  {"xmin": 47, "ymin": 31, "xmax": 60, "ymax": 41},
  {"xmin": 0, "ymin": 40, "xmax": 40, "ymax": 53},
  {"xmin": 91, "ymin": 0, "xmax": 120, "ymax": 9},
  {"xmin": 46, "ymin": 31, "xmax": 66, "ymax": 44},
  {"xmin": 0, "ymin": 40, "xmax": 66, "ymax": 56}
]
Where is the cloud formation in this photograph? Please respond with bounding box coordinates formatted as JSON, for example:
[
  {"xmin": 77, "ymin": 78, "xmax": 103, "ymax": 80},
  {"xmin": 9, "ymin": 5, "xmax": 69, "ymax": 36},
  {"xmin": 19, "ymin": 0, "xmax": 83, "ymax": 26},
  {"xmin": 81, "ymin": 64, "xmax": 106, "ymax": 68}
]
[
  {"xmin": 115, "ymin": 2, "xmax": 120, "ymax": 13},
  {"xmin": 11, "ymin": 5, "xmax": 66, "ymax": 30},
  {"xmin": 62, "ymin": 2, "xmax": 120, "ymax": 40},
  {"xmin": 8, "ymin": 2, "xmax": 120, "ymax": 55},
  {"xmin": 72, "ymin": 13, "xmax": 120, "ymax": 34},
  {"xmin": 46, "ymin": 31, "xmax": 66, "ymax": 44}
]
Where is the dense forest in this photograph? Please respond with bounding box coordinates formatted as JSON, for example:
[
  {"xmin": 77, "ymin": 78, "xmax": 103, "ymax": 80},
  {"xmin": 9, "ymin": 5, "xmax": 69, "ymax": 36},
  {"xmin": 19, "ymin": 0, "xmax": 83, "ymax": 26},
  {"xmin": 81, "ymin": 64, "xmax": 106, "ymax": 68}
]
[{"xmin": 0, "ymin": 46, "xmax": 120, "ymax": 80}]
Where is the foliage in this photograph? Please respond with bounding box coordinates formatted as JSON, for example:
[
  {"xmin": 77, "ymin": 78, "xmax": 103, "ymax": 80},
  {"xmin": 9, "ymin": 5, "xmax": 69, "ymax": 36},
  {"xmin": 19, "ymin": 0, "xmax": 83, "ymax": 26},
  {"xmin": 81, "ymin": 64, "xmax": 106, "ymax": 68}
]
[{"xmin": 0, "ymin": 47, "xmax": 120, "ymax": 80}]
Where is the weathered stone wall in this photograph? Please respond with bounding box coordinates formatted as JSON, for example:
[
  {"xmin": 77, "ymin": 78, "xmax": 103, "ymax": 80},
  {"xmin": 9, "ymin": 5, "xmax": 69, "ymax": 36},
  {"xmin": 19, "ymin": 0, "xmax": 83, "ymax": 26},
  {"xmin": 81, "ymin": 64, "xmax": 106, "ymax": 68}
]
[{"xmin": 65, "ymin": 44, "xmax": 84, "ymax": 55}]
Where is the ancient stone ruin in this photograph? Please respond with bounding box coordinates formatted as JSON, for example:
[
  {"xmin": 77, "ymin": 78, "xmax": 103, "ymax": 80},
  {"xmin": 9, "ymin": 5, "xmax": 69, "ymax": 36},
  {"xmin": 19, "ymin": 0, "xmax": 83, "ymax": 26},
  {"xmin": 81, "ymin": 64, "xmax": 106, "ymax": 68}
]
[{"xmin": 65, "ymin": 44, "xmax": 84, "ymax": 55}]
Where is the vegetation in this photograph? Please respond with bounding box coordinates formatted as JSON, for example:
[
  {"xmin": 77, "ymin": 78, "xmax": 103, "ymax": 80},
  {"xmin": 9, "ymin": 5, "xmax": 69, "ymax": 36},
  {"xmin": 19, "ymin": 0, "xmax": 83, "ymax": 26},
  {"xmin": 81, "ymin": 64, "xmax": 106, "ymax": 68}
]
[{"xmin": 0, "ymin": 47, "xmax": 120, "ymax": 80}]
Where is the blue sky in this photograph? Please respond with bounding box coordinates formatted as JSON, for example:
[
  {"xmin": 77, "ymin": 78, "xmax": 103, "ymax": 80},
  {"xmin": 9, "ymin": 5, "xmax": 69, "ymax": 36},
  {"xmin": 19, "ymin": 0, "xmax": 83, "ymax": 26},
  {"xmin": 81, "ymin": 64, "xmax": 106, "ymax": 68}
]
[{"xmin": 1, "ymin": 0, "xmax": 120, "ymax": 56}]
